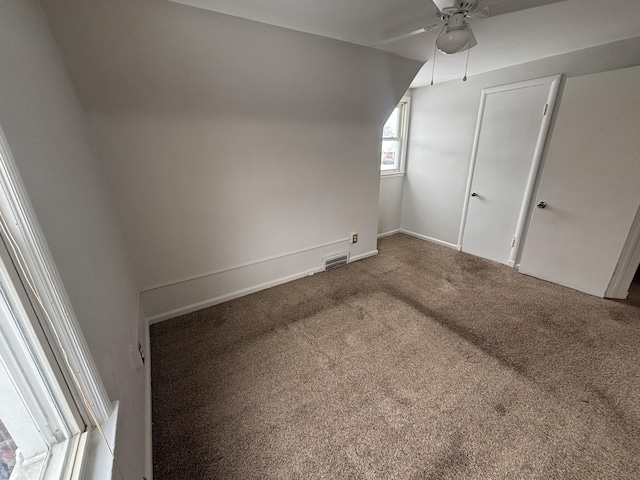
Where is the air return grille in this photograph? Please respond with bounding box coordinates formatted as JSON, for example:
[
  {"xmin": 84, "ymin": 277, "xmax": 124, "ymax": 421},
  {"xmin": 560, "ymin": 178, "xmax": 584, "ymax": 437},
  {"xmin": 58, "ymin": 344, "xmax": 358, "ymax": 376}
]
[{"xmin": 323, "ymin": 252, "xmax": 349, "ymax": 271}]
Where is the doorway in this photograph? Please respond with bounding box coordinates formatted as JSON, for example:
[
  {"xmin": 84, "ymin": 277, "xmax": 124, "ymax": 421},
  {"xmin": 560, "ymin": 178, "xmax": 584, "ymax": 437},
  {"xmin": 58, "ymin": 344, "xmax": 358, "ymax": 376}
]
[{"xmin": 458, "ymin": 75, "xmax": 561, "ymax": 266}]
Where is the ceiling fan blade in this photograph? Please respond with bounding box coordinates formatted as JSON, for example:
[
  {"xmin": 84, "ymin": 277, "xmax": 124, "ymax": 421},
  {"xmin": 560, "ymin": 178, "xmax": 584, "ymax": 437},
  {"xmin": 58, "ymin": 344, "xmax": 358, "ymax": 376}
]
[
  {"xmin": 370, "ymin": 23, "xmax": 441, "ymax": 47},
  {"xmin": 481, "ymin": 0, "xmax": 565, "ymax": 17}
]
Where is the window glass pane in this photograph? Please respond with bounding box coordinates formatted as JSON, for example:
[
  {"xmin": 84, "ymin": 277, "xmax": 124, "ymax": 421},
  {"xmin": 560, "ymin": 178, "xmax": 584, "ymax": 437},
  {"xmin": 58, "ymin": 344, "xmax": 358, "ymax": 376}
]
[
  {"xmin": 383, "ymin": 107, "xmax": 399, "ymax": 138},
  {"xmin": 381, "ymin": 140, "xmax": 399, "ymax": 171},
  {"xmin": 0, "ymin": 419, "xmax": 17, "ymax": 480}
]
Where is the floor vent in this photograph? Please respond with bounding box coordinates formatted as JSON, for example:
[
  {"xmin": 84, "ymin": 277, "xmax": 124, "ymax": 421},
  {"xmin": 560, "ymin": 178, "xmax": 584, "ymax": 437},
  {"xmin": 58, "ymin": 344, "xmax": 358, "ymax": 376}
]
[{"xmin": 323, "ymin": 252, "xmax": 350, "ymax": 271}]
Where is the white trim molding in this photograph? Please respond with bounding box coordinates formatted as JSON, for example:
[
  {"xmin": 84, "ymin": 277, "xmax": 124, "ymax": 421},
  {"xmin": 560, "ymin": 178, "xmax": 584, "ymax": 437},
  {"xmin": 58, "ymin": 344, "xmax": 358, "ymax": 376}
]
[
  {"xmin": 143, "ymin": 238, "xmax": 378, "ymax": 324},
  {"xmin": 142, "ymin": 237, "xmax": 350, "ymax": 293},
  {"xmin": 378, "ymin": 229, "xmax": 401, "ymax": 239},
  {"xmin": 457, "ymin": 74, "xmax": 562, "ymax": 265},
  {"xmin": 144, "ymin": 323, "xmax": 153, "ymax": 480},
  {"xmin": 0, "ymin": 127, "xmax": 112, "ymax": 424},
  {"xmin": 508, "ymin": 75, "xmax": 562, "ymax": 266},
  {"xmin": 83, "ymin": 402, "xmax": 118, "ymax": 480},
  {"xmin": 380, "ymin": 96, "xmax": 411, "ymax": 176},
  {"xmin": 400, "ymin": 229, "xmax": 459, "ymax": 250},
  {"xmin": 606, "ymin": 202, "xmax": 640, "ymax": 299},
  {"xmin": 350, "ymin": 250, "xmax": 378, "ymax": 262},
  {"xmin": 146, "ymin": 267, "xmax": 325, "ymax": 324}
]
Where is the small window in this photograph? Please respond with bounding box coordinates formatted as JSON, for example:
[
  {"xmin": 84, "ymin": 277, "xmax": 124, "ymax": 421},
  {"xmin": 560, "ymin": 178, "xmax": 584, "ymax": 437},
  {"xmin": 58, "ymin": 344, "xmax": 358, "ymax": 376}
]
[{"xmin": 381, "ymin": 97, "xmax": 410, "ymax": 175}]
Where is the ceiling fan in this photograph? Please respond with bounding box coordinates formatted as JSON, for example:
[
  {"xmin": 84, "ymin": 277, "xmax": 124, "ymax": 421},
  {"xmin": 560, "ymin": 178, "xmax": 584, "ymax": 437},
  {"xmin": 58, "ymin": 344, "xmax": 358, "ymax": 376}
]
[{"xmin": 373, "ymin": 0, "xmax": 565, "ymax": 55}]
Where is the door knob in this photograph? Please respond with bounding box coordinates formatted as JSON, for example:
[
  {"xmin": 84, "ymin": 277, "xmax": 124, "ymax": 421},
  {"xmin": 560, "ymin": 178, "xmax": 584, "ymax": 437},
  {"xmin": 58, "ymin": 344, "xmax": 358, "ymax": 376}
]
[
  {"xmin": 471, "ymin": 192, "xmax": 478, "ymax": 197},
  {"xmin": 536, "ymin": 201, "xmax": 547, "ymax": 209}
]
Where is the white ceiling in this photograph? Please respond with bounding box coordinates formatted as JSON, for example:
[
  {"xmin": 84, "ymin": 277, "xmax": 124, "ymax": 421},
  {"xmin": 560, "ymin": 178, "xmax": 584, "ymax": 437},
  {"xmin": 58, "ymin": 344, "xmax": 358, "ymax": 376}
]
[{"xmin": 169, "ymin": 0, "xmax": 640, "ymax": 86}]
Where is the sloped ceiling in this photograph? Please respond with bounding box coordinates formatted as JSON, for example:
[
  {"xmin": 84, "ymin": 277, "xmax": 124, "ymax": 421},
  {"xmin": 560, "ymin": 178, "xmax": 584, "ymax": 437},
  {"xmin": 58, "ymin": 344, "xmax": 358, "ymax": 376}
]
[{"xmin": 169, "ymin": 0, "xmax": 640, "ymax": 86}]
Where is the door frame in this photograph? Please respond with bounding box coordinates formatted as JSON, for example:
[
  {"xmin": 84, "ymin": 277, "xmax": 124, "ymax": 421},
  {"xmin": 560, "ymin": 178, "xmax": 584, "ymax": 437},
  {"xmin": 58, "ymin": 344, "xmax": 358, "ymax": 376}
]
[
  {"xmin": 457, "ymin": 75, "xmax": 562, "ymax": 266},
  {"xmin": 606, "ymin": 202, "xmax": 640, "ymax": 298}
]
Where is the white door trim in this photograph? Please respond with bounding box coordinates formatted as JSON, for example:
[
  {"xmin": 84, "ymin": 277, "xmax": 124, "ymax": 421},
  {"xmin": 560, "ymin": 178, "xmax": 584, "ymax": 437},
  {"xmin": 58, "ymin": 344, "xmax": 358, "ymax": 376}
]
[
  {"xmin": 509, "ymin": 75, "xmax": 562, "ymax": 266},
  {"xmin": 457, "ymin": 74, "xmax": 562, "ymax": 266},
  {"xmin": 606, "ymin": 202, "xmax": 640, "ymax": 298},
  {"xmin": 0, "ymin": 126, "xmax": 112, "ymax": 424},
  {"xmin": 457, "ymin": 84, "xmax": 488, "ymax": 248}
]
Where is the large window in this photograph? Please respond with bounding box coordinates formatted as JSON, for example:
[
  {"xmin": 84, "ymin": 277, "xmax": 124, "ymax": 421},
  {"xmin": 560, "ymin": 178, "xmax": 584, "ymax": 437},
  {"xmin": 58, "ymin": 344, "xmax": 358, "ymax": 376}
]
[
  {"xmin": 380, "ymin": 97, "xmax": 410, "ymax": 175},
  {"xmin": 0, "ymin": 230, "xmax": 87, "ymax": 479}
]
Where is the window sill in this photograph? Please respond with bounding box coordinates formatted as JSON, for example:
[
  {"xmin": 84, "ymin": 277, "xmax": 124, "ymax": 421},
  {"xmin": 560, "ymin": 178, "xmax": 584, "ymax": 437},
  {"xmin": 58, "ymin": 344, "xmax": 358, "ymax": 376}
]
[
  {"xmin": 83, "ymin": 401, "xmax": 119, "ymax": 480},
  {"xmin": 380, "ymin": 172, "xmax": 405, "ymax": 178},
  {"xmin": 11, "ymin": 404, "xmax": 119, "ymax": 480}
]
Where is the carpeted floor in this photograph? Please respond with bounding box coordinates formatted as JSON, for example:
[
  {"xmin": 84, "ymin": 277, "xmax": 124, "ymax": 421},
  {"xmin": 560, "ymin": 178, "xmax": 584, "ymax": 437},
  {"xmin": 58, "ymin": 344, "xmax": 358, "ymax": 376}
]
[{"xmin": 151, "ymin": 234, "xmax": 640, "ymax": 479}]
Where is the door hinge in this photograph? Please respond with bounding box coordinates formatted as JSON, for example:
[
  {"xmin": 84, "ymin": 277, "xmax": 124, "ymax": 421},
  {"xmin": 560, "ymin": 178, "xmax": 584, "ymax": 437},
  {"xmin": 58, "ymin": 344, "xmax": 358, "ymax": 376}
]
[
  {"xmin": 543, "ymin": 104, "xmax": 549, "ymax": 116},
  {"xmin": 511, "ymin": 236, "xmax": 516, "ymax": 247}
]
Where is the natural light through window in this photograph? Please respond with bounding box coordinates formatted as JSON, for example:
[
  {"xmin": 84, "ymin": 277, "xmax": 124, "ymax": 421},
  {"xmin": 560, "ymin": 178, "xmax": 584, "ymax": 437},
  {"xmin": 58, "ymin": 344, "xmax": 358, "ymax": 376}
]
[
  {"xmin": 0, "ymin": 233, "xmax": 86, "ymax": 480},
  {"xmin": 381, "ymin": 97, "xmax": 410, "ymax": 175}
]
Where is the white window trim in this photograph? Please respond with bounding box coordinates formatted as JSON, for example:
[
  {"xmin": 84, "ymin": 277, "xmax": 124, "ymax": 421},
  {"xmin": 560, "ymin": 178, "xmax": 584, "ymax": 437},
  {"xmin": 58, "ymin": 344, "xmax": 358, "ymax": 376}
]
[
  {"xmin": 0, "ymin": 127, "xmax": 112, "ymax": 426},
  {"xmin": 381, "ymin": 96, "xmax": 411, "ymax": 177},
  {"xmin": 0, "ymin": 233, "xmax": 90, "ymax": 479},
  {"xmin": 380, "ymin": 172, "xmax": 406, "ymax": 179}
]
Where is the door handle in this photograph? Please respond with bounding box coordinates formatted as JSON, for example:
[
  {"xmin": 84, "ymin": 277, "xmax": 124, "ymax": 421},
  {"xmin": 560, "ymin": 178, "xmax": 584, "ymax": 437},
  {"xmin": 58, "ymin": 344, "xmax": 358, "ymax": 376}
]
[
  {"xmin": 536, "ymin": 201, "xmax": 547, "ymax": 209},
  {"xmin": 471, "ymin": 192, "xmax": 478, "ymax": 197}
]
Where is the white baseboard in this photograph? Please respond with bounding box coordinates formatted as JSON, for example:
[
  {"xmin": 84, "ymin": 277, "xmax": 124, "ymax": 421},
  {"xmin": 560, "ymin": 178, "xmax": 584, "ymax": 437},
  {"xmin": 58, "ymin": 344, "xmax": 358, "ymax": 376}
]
[
  {"xmin": 144, "ymin": 246, "xmax": 379, "ymax": 325},
  {"xmin": 142, "ymin": 237, "xmax": 352, "ymax": 322},
  {"xmin": 350, "ymin": 250, "xmax": 378, "ymax": 262},
  {"xmin": 377, "ymin": 229, "xmax": 401, "ymax": 239},
  {"xmin": 400, "ymin": 229, "xmax": 459, "ymax": 250},
  {"xmin": 146, "ymin": 267, "xmax": 322, "ymax": 324}
]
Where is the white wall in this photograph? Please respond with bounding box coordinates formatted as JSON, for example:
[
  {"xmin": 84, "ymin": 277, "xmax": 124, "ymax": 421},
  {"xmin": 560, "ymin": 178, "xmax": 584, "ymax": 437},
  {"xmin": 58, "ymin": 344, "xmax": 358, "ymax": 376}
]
[
  {"xmin": 402, "ymin": 37, "xmax": 640, "ymax": 247},
  {"xmin": 378, "ymin": 176, "xmax": 405, "ymax": 236},
  {"xmin": 0, "ymin": 1, "xmax": 145, "ymax": 478},
  {"xmin": 41, "ymin": 0, "xmax": 423, "ymax": 321}
]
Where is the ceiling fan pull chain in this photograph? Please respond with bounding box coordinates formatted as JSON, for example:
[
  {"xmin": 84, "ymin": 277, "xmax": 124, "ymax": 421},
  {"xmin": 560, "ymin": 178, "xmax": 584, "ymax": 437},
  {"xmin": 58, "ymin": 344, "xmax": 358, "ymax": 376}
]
[
  {"xmin": 430, "ymin": 32, "xmax": 439, "ymax": 86},
  {"xmin": 431, "ymin": 24, "xmax": 447, "ymax": 86},
  {"xmin": 463, "ymin": 40, "xmax": 471, "ymax": 81}
]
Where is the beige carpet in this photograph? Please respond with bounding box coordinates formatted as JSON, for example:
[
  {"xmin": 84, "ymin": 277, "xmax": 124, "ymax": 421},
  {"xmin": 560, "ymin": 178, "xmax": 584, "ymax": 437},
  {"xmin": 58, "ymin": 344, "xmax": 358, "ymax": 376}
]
[{"xmin": 151, "ymin": 234, "xmax": 640, "ymax": 479}]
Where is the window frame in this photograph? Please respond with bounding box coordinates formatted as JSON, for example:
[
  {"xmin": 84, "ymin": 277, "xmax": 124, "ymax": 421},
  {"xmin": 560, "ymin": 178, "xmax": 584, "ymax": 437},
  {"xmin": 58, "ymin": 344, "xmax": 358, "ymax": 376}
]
[
  {"xmin": 0, "ymin": 126, "xmax": 112, "ymax": 478},
  {"xmin": 0, "ymin": 127, "xmax": 111, "ymax": 425},
  {"xmin": 0, "ymin": 237, "xmax": 89, "ymax": 479},
  {"xmin": 380, "ymin": 96, "xmax": 411, "ymax": 176}
]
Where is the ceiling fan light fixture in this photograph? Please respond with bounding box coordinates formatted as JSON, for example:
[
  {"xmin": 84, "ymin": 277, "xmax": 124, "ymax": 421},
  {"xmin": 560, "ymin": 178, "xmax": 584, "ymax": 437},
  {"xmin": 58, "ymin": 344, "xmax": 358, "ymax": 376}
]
[{"xmin": 436, "ymin": 12, "xmax": 472, "ymax": 55}]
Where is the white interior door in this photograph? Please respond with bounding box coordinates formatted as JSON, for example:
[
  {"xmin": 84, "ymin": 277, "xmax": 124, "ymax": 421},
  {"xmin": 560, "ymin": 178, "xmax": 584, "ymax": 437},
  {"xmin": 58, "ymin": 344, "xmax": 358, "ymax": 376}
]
[
  {"xmin": 519, "ymin": 66, "xmax": 640, "ymax": 297},
  {"xmin": 460, "ymin": 76, "xmax": 560, "ymax": 265}
]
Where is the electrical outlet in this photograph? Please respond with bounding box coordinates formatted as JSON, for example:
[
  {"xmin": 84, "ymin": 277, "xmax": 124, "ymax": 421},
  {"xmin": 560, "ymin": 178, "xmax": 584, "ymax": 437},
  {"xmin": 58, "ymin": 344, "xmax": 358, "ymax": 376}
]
[{"xmin": 351, "ymin": 233, "xmax": 358, "ymax": 244}]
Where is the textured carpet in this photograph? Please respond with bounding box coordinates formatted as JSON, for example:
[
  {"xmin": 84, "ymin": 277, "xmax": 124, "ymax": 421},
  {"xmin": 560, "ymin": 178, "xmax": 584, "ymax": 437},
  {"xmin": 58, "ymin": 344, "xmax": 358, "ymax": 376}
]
[{"xmin": 151, "ymin": 234, "xmax": 640, "ymax": 479}]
